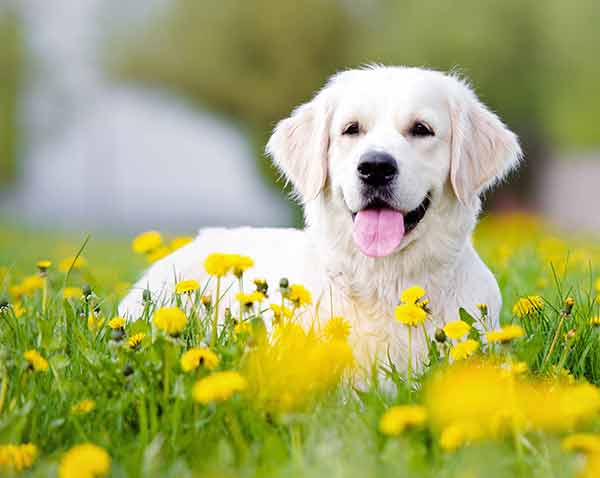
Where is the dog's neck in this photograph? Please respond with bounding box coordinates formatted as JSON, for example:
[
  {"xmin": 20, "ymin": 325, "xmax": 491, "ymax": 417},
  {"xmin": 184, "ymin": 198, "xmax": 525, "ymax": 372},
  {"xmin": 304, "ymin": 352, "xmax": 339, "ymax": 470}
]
[{"xmin": 303, "ymin": 184, "xmax": 479, "ymax": 318}]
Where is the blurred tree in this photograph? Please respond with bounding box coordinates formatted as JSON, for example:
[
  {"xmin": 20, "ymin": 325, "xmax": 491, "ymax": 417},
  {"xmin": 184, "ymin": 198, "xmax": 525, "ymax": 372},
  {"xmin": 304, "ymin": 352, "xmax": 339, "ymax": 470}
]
[
  {"xmin": 0, "ymin": 7, "xmax": 23, "ymax": 186},
  {"xmin": 114, "ymin": 0, "xmax": 600, "ymax": 218},
  {"xmin": 358, "ymin": 0, "xmax": 549, "ymax": 208},
  {"xmin": 113, "ymin": 0, "xmax": 357, "ymax": 223}
]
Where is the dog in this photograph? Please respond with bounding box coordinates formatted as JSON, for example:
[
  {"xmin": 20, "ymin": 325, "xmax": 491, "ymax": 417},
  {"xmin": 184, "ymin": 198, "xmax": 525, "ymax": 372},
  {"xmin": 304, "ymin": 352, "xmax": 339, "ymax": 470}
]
[{"xmin": 119, "ymin": 65, "xmax": 521, "ymax": 372}]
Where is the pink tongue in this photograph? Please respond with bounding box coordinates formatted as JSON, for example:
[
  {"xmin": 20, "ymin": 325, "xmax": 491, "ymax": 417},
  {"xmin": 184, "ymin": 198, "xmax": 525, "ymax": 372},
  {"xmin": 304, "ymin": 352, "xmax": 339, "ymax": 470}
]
[{"xmin": 352, "ymin": 209, "xmax": 405, "ymax": 257}]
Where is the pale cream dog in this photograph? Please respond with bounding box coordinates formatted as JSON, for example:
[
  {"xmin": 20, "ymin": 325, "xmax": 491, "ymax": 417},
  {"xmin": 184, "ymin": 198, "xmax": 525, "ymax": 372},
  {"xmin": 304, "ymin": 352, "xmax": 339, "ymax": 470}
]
[{"xmin": 120, "ymin": 65, "xmax": 521, "ymax": 371}]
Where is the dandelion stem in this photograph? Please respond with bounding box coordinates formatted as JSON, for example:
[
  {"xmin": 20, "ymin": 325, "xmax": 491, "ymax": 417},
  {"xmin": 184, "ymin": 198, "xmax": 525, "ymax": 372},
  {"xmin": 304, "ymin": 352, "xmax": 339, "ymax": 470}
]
[
  {"xmin": 542, "ymin": 314, "xmax": 565, "ymax": 369},
  {"xmin": 41, "ymin": 276, "xmax": 48, "ymax": 315},
  {"xmin": 0, "ymin": 366, "xmax": 7, "ymax": 415},
  {"xmin": 137, "ymin": 398, "xmax": 148, "ymax": 448},
  {"xmin": 407, "ymin": 326, "xmax": 413, "ymax": 390},
  {"xmin": 290, "ymin": 423, "xmax": 304, "ymax": 467},
  {"xmin": 226, "ymin": 410, "xmax": 248, "ymax": 464},
  {"xmin": 163, "ymin": 342, "xmax": 170, "ymax": 403},
  {"xmin": 211, "ymin": 277, "xmax": 221, "ymax": 348},
  {"xmin": 238, "ymin": 276, "xmax": 244, "ymax": 324}
]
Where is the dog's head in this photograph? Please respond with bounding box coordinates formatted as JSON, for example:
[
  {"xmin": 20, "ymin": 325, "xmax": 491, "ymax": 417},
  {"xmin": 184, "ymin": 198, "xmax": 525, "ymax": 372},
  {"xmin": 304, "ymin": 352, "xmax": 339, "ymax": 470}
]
[{"xmin": 267, "ymin": 66, "xmax": 521, "ymax": 258}]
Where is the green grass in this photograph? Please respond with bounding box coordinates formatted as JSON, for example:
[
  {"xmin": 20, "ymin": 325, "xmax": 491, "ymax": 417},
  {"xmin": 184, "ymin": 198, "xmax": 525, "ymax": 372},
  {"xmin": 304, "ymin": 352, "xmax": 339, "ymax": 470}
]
[{"xmin": 1, "ymin": 214, "xmax": 600, "ymax": 477}]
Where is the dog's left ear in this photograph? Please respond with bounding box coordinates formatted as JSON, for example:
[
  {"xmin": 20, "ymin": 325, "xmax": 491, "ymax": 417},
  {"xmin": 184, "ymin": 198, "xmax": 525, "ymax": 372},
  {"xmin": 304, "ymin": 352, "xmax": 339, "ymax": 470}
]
[
  {"xmin": 266, "ymin": 92, "xmax": 332, "ymax": 202},
  {"xmin": 449, "ymin": 81, "xmax": 522, "ymax": 207}
]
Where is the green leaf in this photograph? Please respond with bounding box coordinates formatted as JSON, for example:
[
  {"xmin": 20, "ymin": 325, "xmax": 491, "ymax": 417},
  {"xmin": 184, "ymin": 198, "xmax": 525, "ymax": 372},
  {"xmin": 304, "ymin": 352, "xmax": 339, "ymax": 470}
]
[
  {"xmin": 50, "ymin": 353, "xmax": 70, "ymax": 370},
  {"xmin": 458, "ymin": 307, "xmax": 476, "ymax": 326},
  {"xmin": 516, "ymin": 334, "xmax": 545, "ymax": 364},
  {"xmin": 128, "ymin": 319, "xmax": 151, "ymax": 336}
]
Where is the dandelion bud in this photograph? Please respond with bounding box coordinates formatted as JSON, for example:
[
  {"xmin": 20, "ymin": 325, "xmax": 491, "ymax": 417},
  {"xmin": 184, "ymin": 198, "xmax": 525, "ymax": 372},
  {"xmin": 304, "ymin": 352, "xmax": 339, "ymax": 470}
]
[
  {"xmin": 201, "ymin": 294, "xmax": 212, "ymax": 309},
  {"xmin": 224, "ymin": 307, "xmax": 232, "ymax": 321},
  {"xmin": 434, "ymin": 328, "xmax": 447, "ymax": 343},
  {"xmin": 0, "ymin": 298, "xmax": 8, "ymax": 310},
  {"xmin": 123, "ymin": 364, "xmax": 134, "ymax": 377},
  {"xmin": 279, "ymin": 278, "xmax": 289, "ymax": 289},
  {"xmin": 82, "ymin": 285, "xmax": 92, "ymax": 298},
  {"xmin": 36, "ymin": 260, "xmax": 51, "ymax": 274},
  {"xmin": 563, "ymin": 297, "xmax": 575, "ymax": 315},
  {"xmin": 142, "ymin": 288, "xmax": 151, "ymax": 302},
  {"xmin": 253, "ymin": 278, "xmax": 268, "ymax": 295},
  {"xmin": 111, "ymin": 328, "xmax": 125, "ymax": 342},
  {"xmin": 476, "ymin": 303, "xmax": 488, "ymax": 317}
]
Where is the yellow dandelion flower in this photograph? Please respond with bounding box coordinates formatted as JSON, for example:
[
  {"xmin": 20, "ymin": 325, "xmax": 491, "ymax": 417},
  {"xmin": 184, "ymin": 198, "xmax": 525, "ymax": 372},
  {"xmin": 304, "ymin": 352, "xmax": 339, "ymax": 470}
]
[
  {"xmin": 153, "ymin": 306, "xmax": 187, "ymax": 335},
  {"xmin": 87, "ymin": 314, "xmax": 104, "ymax": 331},
  {"xmin": 450, "ymin": 339, "xmax": 479, "ymax": 361},
  {"xmin": 36, "ymin": 259, "xmax": 52, "ymax": 272},
  {"xmin": 440, "ymin": 423, "xmax": 483, "ymax": 451},
  {"xmin": 379, "ymin": 405, "xmax": 427, "ymax": 436},
  {"xmin": 562, "ymin": 433, "xmax": 600, "ymax": 454},
  {"xmin": 21, "ymin": 275, "xmax": 44, "ymax": 294},
  {"xmin": 512, "ymin": 295, "xmax": 544, "ymax": 318},
  {"xmin": 175, "ymin": 279, "xmax": 200, "ymax": 295},
  {"xmin": 487, "ymin": 325, "xmax": 525, "ymax": 343},
  {"xmin": 287, "ymin": 284, "xmax": 312, "ymax": 306},
  {"xmin": 590, "ymin": 316, "xmax": 600, "ymax": 326},
  {"xmin": 132, "ymin": 230, "xmax": 163, "ymax": 254},
  {"xmin": 235, "ymin": 291, "xmax": 266, "ymax": 305},
  {"xmin": 270, "ymin": 304, "xmax": 293, "ymax": 320},
  {"xmin": 170, "ymin": 236, "xmax": 193, "ymax": 251},
  {"xmin": 128, "ymin": 333, "xmax": 145, "ymax": 350},
  {"xmin": 234, "ymin": 321, "xmax": 252, "ymax": 335},
  {"xmin": 59, "ymin": 256, "xmax": 87, "ymax": 272},
  {"xmin": 395, "ymin": 303, "xmax": 427, "ymax": 327},
  {"xmin": 24, "ymin": 350, "xmax": 48, "ymax": 372},
  {"xmin": 443, "ymin": 320, "xmax": 471, "ymax": 340},
  {"xmin": 192, "ymin": 371, "xmax": 247, "ymax": 404},
  {"xmin": 582, "ymin": 454, "xmax": 600, "ymax": 478},
  {"xmin": 253, "ymin": 278, "xmax": 267, "ymax": 288},
  {"xmin": 204, "ymin": 253, "xmax": 231, "ymax": 277},
  {"xmin": 9, "ymin": 283, "xmax": 26, "ymax": 299},
  {"xmin": 510, "ymin": 361, "xmax": 529, "ymax": 375},
  {"xmin": 13, "ymin": 302, "xmax": 26, "ymax": 318},
  {"xmin": 0, "ymin": 443, "xmax": 38, "ymax": 471},
  {"xmin": 59, "ymin": 443, "xmax": 110, "ymax": 478},
  {"xmin": 180, "ymin": 347, "xmax": 219, "ymax": 372},
  {"xmin": 400, "ymin": 285, "xmax": 426, "ymax": 305},
  {"xmin": 323, "ymin": 316, "xmax": 351, "ymax": 341},
  {"xmin": 71, "ymin": 399, "xmax": 96, "ymax": 415},
  {"xmin": 146, "ymin": 246, "xmax": 170, "ymax": 263},
  {"xmin": 63, "ymin": 287, "xmax": 83, "ymax": 300},
  {"xmin": 596, "ymin": 278, "xmax": 600, "ymax": 294},
  {"xmin": 108, "ymin": 317, "xmax": 126, "ymax": 330},
  {"xmin": 228, "ymin": 254, "xmax": 254, "ymax": 277}
]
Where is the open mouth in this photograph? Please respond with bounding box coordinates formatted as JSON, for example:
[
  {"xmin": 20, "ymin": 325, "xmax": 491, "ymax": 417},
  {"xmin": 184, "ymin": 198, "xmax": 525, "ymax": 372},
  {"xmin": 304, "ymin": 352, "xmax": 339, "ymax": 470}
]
[
  {"xmin": 351, "ymin": 194, "xmax": 431, "ymax": 233},
  {"xmin": 351, "ymin": 194, "xmax": 431, "ymax": 258}
]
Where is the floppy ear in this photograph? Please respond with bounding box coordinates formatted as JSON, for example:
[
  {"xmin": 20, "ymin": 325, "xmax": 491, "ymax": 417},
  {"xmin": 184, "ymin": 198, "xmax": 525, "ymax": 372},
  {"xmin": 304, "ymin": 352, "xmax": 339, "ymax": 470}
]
[
  {"xmin": 449, "ymin": 81, "xmax": 522, "ymax": 206},
  {"xmin": 266, "ymin": 93, "xmax": 332, "ymax": 202}
]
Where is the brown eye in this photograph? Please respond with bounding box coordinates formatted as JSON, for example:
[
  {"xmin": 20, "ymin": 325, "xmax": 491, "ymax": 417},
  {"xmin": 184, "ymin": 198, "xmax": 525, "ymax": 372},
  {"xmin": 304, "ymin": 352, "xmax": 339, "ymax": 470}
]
[
  {"xmin": 409, "ymin": 121, "xmax": 434, "ymax": 137},
  {"xmin": 342, "ymin": 122, "xmax": 360, "ymax": 136}
]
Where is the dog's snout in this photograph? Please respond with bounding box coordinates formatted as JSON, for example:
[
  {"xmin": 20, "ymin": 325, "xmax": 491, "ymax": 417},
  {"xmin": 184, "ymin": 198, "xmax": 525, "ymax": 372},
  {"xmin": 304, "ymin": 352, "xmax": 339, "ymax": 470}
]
[{"xmin": 357, "ymin": 151, "xmax": 398, "ymax": 186}]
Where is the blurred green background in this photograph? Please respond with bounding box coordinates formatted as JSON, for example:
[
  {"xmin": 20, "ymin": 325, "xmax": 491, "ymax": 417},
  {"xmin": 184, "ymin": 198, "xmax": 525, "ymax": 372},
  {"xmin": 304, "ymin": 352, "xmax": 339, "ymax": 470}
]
[{"xmin": 1, "ymin": 0, "xmax": 600, "ymax": 232}]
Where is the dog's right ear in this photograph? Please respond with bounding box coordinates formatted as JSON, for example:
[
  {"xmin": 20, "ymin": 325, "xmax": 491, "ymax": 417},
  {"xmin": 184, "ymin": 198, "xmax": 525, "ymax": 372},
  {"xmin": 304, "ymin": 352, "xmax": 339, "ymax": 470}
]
[{"xmin": 266, "ymin": 92, "xmax": 332, "ymax": 202}]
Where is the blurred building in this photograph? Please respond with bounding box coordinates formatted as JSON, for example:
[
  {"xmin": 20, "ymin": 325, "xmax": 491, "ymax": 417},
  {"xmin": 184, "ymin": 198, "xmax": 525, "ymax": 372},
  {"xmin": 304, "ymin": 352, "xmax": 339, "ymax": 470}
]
[{"xmin": 0, "ymin": 0, "xmax": 292, "ymax": 233}]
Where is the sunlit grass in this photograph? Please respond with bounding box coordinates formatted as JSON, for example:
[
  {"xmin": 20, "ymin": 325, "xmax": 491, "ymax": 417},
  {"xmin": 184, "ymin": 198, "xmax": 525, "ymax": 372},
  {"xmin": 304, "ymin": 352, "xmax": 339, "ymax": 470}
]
[{"xmin": 1, "ymin": 213, "xmax": 600, "ymax": 477}]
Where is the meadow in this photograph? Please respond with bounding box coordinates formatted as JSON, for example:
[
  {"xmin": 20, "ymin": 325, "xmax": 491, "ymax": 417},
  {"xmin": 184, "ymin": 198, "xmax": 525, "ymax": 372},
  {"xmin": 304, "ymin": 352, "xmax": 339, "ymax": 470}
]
[{"xmin": 1, "ymin": 213, "xmax": 600, "ymax": 478}]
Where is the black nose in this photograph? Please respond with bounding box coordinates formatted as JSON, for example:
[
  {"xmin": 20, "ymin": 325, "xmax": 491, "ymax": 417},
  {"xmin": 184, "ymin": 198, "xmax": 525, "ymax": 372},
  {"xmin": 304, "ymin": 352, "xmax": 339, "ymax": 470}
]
[{"xmin": 357, "ymin": 151, "xmax": 398, "ymax": 186}]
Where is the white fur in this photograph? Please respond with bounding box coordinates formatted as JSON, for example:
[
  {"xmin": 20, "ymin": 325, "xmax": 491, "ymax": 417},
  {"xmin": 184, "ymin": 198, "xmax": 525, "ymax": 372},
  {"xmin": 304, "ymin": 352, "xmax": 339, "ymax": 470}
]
[{"xmin": 120, "ymin": 66, "xmax": 521, "ymax": 375}]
